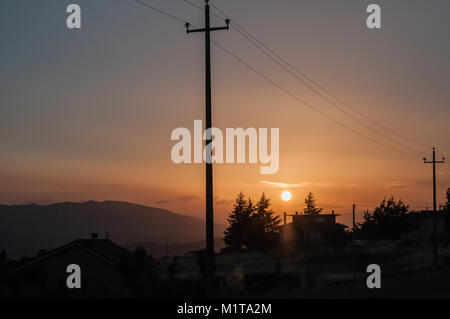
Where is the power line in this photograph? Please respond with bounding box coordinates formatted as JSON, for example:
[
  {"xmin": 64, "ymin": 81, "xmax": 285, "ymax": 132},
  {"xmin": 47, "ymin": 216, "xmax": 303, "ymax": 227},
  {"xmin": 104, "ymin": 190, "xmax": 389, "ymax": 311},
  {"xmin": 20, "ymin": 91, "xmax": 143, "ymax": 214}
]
[
  {"xmin": 436, "ymin": 148, "xmax": 447, "ymax": 158},
  {"xmin": 183, "ymin": 0, "xmax": 425, "ymax": 156},
  {"xmin": 184, "ymin": 0, "xmax": 224, "ymax": 21},
  {"xmin": 211, "ymin": 40, "xmax": 419, "ymax": 158},
  {"xmin": 229, "ymin": 23, "xmax": 427, "ymax": 157},
  {"xmin": 128, "ymin": 0, "xmax": 419, "ymax": 158},
  {"xmin": 185, "ymin": 0, "xmax": 426, "ymax": 157},
  {"xmin": 130, "ymin": 0, "xmax": 188, "ymax": 24},
  {"xmin": 183, "ymin": 0, "xmax": 204, "ymax": 12},
  {"xmin": 206, "ymin": 0, "xmax": 433, "ymax": 153}
]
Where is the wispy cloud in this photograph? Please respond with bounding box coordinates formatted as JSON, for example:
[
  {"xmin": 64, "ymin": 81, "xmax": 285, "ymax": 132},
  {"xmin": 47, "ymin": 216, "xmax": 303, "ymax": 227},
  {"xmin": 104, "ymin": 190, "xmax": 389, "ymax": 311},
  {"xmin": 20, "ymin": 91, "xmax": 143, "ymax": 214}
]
[
  {"xmin": 259, "ymin": 181, "xmax": 310, "ymax": 188},
  {"xmin": 154, "ymin": 199, "xmax": 169, "ymax": 205},
  {"xmin": 214, "ymin": 196, "xmax": 233, "ymax": 205},
  {"xmin": 259, "ymin": 181, "xmax": 358, "ymax": 188},
  {"xmin": 385, "ymin": 181, "xmax": 410, "ymax": 189},
  {"xmin": 178, "ymin": 194, "xmax": 200, "ymax": 202}
]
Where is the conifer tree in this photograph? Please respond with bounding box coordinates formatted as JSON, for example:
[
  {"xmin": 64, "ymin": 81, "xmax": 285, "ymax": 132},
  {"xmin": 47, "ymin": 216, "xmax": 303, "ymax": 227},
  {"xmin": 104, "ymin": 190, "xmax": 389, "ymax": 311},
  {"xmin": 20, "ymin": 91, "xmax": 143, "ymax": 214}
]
[
  {"xmin": 303, "ymin": 192, "xmax": 323, "ymax": 215},
  {"xmin": 248, "ymin": 193, "xmax": 280, "ymax": 251},
  {"xmin": 445, "ymin": 188, "xmax": 450, "ymax": 213},
  {"xmin": 224, "ymin": 192, "xmax": 252, "ymax": 250}
]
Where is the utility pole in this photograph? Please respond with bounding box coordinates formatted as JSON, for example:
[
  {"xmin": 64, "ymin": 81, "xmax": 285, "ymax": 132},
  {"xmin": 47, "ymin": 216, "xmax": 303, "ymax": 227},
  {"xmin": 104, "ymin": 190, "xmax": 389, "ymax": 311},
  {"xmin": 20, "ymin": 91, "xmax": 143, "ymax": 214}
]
[
  {"xmin": 424, "ymin": 147, "xmax": 445, "ymax": 267},
  {"xmin": 352, "ymin": 204, "xmax": 356, "ymax": 280},
  {"xmin": 185, "ymin": 0, "xmax": 229, "ymax": 287}
]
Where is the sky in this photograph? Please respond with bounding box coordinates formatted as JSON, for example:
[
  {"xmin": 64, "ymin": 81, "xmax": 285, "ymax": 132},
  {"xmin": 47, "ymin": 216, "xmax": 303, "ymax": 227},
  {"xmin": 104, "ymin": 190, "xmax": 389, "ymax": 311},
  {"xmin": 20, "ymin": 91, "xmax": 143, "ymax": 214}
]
[{"xmin": 1, "ymin": 0, "xmax": 449, "ymax": 227}]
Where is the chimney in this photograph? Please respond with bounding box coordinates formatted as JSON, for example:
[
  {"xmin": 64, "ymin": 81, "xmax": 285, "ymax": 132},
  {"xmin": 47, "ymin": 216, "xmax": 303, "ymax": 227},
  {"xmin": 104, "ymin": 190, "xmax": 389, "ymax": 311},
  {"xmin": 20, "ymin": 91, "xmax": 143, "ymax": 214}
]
[{"xmin": 91, "ymin": 233, "xmax": 98, "ymax": 239}]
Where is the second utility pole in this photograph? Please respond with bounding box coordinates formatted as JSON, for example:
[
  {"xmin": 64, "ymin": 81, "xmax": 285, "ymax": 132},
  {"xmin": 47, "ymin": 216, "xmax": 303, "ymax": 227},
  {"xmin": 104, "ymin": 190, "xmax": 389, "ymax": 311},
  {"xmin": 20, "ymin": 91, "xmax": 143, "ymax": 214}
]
[
  {"xmin": 186, "ymin": 0, "xmax": 229, "ymax": 288},
  {"xmin": 424, "ymin": 147, "xmax": 445, "ymax": 267}
]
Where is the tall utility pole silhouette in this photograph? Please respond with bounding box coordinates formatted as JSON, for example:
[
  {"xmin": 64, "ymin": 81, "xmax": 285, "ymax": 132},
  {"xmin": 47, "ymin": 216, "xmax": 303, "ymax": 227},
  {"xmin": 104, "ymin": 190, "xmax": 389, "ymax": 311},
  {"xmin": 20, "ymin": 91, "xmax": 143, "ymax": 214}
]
[
  {"xmin": 185, "ymin": 0, "xmax": 229, "ymax": 285},
  {"xmin": 423, "ymin": 147, "xmax": 445, "ymax": 267},
  {"xmin": 352, "ymin": 204, "xmax": 356, "ymax": 280}
]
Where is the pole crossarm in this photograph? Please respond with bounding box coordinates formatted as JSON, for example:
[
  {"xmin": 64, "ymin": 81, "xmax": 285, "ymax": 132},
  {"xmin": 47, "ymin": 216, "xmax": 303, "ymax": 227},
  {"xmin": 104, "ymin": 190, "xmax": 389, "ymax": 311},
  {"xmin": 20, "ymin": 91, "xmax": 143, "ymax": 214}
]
[
  {"xmin": 187, "ymin": 26, "xmax": 229, "ymax": 33},
  {"xmin": 423, "ymin": 147, "xmax": 445, "ymax": 164}
]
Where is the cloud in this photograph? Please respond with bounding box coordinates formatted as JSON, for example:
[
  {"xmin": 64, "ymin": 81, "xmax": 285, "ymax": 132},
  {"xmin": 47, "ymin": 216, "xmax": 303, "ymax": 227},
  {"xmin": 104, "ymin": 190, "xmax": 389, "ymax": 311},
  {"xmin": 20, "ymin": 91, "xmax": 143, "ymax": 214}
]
[
  {"xmin": 385, "ymin": 181, "xmax": 410, "ymax": 189},
  {"xmin": 259, "ymin": 181, "xmax": 358, "ymax": 188},
  {"xmin": 154, "ymin": 199, "xmax": 169, "ymax": 205},
  {"xmin": 259, "ymin": 181, "xmax": 311, "ymax": 188},
  {"xmin": 214, "ymin": 196, "xmax": 233, "ymax": 205},
  {"xmin": 178, "ymin": 194, "xmax": 200, "ymax": 202}
]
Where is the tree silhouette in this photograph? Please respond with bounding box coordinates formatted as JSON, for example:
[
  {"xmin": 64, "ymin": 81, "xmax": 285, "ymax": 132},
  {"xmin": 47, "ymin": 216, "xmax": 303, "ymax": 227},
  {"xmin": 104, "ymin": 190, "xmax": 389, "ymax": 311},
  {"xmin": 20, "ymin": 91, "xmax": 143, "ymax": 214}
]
[
  {"xmin": 303, "ymin": 192, "xmax": 323, "ymax": 215},
  {"xmin": 443, "ymin": 188, "xmax": 450, "ymax": 234},
  {"xmin": 248, "ymin": 193, "xmax": 280, "ymax": 251},
  {"xmin": 444, "ymin": 188, "xmax": 450, "ymax": 213},
  {"xmin": 224, "ymin": 192, "xmax": 252, "ymax": 250},
  {"xmin": 242, "ymin": 198, "xmax": 255, "ymax": 249},
  {"xmin": 255, "ymin": 193, "xmax": 280, "ymax": 233},
  {"xmin": 224, "ymin": 192, "xmax": 280, "ymax": 251},
  {"xmin": 358, "ymin": 197, "xmax": 413, "ymax": 239}
]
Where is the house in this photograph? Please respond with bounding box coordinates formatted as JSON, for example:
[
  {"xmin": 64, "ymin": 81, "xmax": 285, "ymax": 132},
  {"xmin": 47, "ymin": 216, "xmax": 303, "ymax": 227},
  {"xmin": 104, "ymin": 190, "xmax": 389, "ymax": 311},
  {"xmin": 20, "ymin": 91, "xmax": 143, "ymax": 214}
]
[
  {"xmin": 279, "ymin": 211, "xmax": 347, "ymax": 249},
  {"xmin": 9, "ymin": 234, "xmax": 133, "ymax": 298}
]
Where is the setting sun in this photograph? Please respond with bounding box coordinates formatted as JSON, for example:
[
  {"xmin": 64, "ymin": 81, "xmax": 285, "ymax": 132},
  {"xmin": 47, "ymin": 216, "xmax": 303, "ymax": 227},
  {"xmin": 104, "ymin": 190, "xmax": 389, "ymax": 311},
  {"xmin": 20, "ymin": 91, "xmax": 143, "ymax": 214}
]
[{"xmin": 281, "ymin": 191, "xmax": 292, "ymax": 201}]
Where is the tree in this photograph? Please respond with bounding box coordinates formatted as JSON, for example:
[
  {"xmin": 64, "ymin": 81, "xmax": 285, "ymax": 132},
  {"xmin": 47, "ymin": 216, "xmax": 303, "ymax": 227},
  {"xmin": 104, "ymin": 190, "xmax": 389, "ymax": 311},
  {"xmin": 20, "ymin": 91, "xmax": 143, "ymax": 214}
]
[
  {"xmin": 358, "ymin": 197, "xmax": 413, "ymax": 239},
  {"xmin": 248, "ymin": 193, "xmax": 281, "ymax": 251},
  {"xmin": 303, "ymin": 192, "xmax": 323, "ymax": 215},
  {"xmin": 255, "ymin": 193, "xmax": 280, "ymax": 233},
  {"xmin": 444, "ymin": 188, "xmax": 450, "ymax": 234},
  {"xmin": 224, "ymin": 192, "xmax": 281, "ymax": 252},
  {"xmin": 224, "ymin": 192, "xmax": 253, "ymax": 250},
  {"xmin": 241, "ymin": 198, "xmax": 255, "ymax": 249},
  {"xmin": 444, "ymin": 188, "xmax": 450, "ymax": 213}
]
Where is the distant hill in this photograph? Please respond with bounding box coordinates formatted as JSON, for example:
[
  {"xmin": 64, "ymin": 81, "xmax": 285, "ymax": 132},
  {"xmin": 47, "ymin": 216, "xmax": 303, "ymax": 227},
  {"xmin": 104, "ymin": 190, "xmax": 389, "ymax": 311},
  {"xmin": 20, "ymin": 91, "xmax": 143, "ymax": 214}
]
[
  {"xmin": 126, "ymin": 238, "xmax": 226, "ymax": 258},
  {"xmin": 0, "ymin": 201, "xmax": 225, "ymax": 258}
]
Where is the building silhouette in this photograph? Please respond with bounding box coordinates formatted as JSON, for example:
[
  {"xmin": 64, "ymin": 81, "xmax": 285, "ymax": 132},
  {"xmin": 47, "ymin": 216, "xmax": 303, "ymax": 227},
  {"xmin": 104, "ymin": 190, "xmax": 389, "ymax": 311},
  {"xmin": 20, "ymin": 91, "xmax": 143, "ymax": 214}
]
[
  {"xmin": 280, "ymin": 211, "xmax": 347, "ymax": 249},
  {"xmin": 10, "ymin": 234, "xmax": 133, "ymax": 298}
]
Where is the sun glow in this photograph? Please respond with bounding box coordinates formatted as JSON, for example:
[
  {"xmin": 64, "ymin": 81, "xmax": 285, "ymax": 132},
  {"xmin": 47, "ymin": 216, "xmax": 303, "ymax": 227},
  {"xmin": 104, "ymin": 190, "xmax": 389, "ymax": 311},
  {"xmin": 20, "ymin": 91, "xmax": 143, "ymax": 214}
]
[{"xmin": 281, "ymin": 190, "xmax": 292, "ymax": 201}]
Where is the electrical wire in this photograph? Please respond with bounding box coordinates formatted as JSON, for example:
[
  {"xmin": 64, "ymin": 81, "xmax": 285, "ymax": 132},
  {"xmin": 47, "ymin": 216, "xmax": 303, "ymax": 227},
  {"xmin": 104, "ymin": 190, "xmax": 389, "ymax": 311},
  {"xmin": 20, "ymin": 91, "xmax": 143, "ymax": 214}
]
[
  {"xmin": 129, "ymin": 0, "xmax": 420, "ymax": 158},
  {"xmin": 207, "ymin": 0, "xmax": 431, "ymax": 155}
]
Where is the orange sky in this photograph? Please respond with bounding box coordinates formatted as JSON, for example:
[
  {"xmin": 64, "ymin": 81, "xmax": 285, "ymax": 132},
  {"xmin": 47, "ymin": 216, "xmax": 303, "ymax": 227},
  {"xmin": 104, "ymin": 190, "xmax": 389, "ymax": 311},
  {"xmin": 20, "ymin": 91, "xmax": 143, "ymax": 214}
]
[{"xmin": 1, "ymin": 0, "xmax": 449, "ymax": 228}]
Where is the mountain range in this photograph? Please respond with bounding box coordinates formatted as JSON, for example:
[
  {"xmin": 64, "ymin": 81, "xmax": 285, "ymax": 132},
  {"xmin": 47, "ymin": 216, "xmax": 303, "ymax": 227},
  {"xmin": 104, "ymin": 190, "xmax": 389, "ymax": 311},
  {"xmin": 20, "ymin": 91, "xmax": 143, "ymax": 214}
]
[{"xmin": 0, "ymin": 200, "xmax": 225, "ymax": 258}]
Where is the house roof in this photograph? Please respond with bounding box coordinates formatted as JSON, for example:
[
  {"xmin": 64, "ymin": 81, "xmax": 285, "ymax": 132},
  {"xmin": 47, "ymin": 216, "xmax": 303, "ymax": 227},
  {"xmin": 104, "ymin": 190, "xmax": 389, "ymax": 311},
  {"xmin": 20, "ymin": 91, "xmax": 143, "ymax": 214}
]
[
  {"xmin": 73, "ymin": 239, "xmax": 132, "ymax": 265},
  {"xmin": 13, "ymin": 239, "xmax": 132, "ymax": 272}
]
